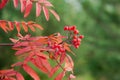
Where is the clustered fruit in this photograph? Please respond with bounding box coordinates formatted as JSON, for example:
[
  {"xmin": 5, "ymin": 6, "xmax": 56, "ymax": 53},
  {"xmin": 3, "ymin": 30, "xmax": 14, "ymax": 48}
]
[
  {"xmin": 64, "ymin": 26, "xmax": 84, "ymax": 48},
  {"xmin": 52, "ymin": 43, "xmax": 65, "ymax": 54}
]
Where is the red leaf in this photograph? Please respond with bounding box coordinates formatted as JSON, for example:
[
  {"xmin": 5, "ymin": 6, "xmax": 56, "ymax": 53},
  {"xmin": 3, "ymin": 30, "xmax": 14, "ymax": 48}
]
[
  {"xmin": 13, "ymin": 42, "xmax": 29, "ymax": 47},
  {"xmin": 33, "ymin": 23, "xmax": 43, "ymax": 30},
  {"xmin": 0, "ymin": 20, "xmax": 9, "ymax": 33},
  {"xmin": 23, "ymin": 52, "xmax": 35, "ymax": 64},
  {"xmin": 68, "ymin": 74, "xmax": 76, "ymax": 80},
  {"xmin": 36, "ymin": 52, "xmax": 49, "ymax": 59},
  {"xmin": 60, "ymin": 52, "xmax": 66, "ymax": 63},
  {"xmin": 31, "ymin": 57, "xmax": 49, "ymax": 74},
  {"xmin": 36, "ymin": 3, "xmax": 41, "ymax": 17},
  {"xmin": 44, "ymin": 0, "xmax": 53, "ymax": 7},
  {"xmin": 16, "ymin": 72, "xmax": 25, "ymax": 80},
  {"xmin": 9, "ymin": 38, "xmax": 19, "ymax": 43},
  {"xmin": 0, "ymin": 69, "xmax": 14, "ymax": 74},
  {"xmin": 24, "ymin": 0, "xmax": 32, "ymax": 17},
  {"xmin": 27, "ymin": 21, "xmax": 35, "ymax": 25},
  {"xmin": 49, "ymin": 9, "xmax": 60, "ymax": 21},
  {"xmin": 23, "ymin": 64, "xmax": 40, "ymax": 80},
  {"xmin": 15, "ymin": 21, "xmax": 21, "ymax": 33},
  {"xmin": 28, "ymin": 25, "xmax": 35, "ymax": 32},
  {"xmin": 8, "ymin": 21, "xmax": 14, "ymax": 30},
  {"xmin": 15, "ymin": 47, "xmax": 31, "ymax": 55},
  {"xmin": 11, "ymin": 62, "xmax": 23, "ymax": 67},
  {"xmin": 64, "ymin": 55, "xmax": 74, "ymax": 72},
  {"xmin": 13, "ymin": 0, "xmax": 18, "ymax": 8},
  {"xmin": 38, "ymin": 56, "xmax": 52, "ymax": 73},
  {"xmin": 21, "ymin": 21, "xmax": 28, "ymax": 32},
  {"xmin": 63, "ymin": 43, "xmax": 75, "ymax": 55},
  {"xmin": 49, "ymin": 65, "xmax": 60, "ymax": 77},
  {"xmin": 43, "ymin": 6, "xmax": 49, "ymax": 21},
  {"xmin": 0, "ymin": 0, "xmax": 9, "ymax": 9},
  {"xmin": 54, "ymin": 71, "xmax": 65, "ymax": 80},
  {"xmin": 20, "ymin": 0, "xmax": 26, "ymax": 12},
  {"xmin": 36, "ymin": 37, "xmax": 48, "ymax": 44}
]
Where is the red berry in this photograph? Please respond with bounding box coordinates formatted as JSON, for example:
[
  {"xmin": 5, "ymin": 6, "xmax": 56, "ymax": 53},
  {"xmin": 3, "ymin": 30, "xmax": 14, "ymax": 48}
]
[
  {"xmin": 47, "ymin": 41, "xmax": 51, "ymax": 46},
  {"xmin": 79, "ymin": 35, "xmax": 84, "ymax": 39},
  {"xmin": 73, "ymin": 38, "xmax": 77, "ymax": 42},
  {"xmin": 74, "ymin": 30, "xmax": 79, "ymax": 34},
  {"xmin": 64, "ymin": 26, "xmax": 69, "ymax": 30},
  {"xmin": 57, "ymin": 45, "xmax": 62, "ymax": 48},
  {"xmin": 67, "ymin": 27, "xmax": 71, "ymax": 31},
  {"xmin": 59, "ymin": 48, "xmax": 65, "ymax": 52},
  {"xmin": 75, "ymin": 45, "xmax": 79, "ymax": 48},
  {"xmin": 73, "ymin": 35, "xmax": 77, "ymax": 39},
  {"xmin": 77, "ymin": 38, "xmax": 81, "ymax": 42},
  {"xmin": 71, "ymin": 26, "xmax": 76, "ymax": 30}
]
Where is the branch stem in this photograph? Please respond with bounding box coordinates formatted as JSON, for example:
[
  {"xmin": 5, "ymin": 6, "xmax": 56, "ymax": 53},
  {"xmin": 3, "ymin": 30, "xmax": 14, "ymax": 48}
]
[{"xmin": 0, "ymin": 43, "xmax": 14, "ymax": 46}]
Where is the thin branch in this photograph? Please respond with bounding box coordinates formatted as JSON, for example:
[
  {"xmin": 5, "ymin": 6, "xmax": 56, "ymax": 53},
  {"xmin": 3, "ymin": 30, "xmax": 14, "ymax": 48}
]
[
  {"xmin": 0, "ymin": 43, "xmax": 14, "ymax": 46},
  {"xmin": 54, "ymin": 57, "xmax": 65, "ymax": 71}
]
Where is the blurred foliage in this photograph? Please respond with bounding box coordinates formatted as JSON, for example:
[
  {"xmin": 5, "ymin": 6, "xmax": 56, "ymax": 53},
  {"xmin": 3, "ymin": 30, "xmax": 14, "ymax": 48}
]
[{"xmin": 0, "ymin": 0, "xmax": 120, "ymax": 80}]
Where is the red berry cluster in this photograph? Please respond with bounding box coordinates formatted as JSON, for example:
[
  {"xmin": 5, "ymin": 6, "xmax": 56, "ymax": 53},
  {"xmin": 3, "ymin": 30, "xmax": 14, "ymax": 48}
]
[
  {"xmin": 51, "ymin": 43, "xmax": 65, "ymax": 55},
  {"xmin": 72, "ymin": 35, "xmax": 84, "ymax": 48},
  {"xmin": 64, "ymin": 26, "xmax": 79, "ymax": 34},
  {"xmin": 64, "ymin": 26, "xmax": 84, "ymax": 48}
]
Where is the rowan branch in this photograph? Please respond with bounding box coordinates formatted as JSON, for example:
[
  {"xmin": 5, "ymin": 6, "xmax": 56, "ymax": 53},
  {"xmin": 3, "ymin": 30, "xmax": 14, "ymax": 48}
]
[{"xmin": 0, "ymin": 43, "xmax": 14, "ymax": 46}]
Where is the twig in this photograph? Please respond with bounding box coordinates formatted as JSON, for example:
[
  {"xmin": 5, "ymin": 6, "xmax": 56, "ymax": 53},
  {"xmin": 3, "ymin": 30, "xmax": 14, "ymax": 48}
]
[
  {"xmin": 54, "ymin": 58, "xmax": 65, "ymax": 71},
  {"xmin": 0, "ymin": 43, "xmax": 14, "ymax": 46}
]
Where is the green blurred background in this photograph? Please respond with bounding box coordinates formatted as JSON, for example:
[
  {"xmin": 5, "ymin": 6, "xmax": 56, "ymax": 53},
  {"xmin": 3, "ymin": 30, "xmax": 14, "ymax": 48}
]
[{"xmin": 0, "ymin": 0, "xmax": 120, "ymax": 80}]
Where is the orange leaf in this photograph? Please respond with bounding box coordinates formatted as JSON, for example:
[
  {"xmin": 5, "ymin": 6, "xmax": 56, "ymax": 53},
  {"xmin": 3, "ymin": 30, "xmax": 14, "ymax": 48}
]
[
  {"xmin": 28, "ymin": 25, "xmax": 35, "ymax": 32},
  {"xmin": 0, "ymin": 20, "xmax": 9, "ymax": 33},
  {"xmin": 23, "ymin": 64, "xmax": 40, "ymax": 80},
  {"xmin": 8, "ymin": 21, "xmax": 14, "ymax": 31},
  {"xmin": 27, "ymin": 21, "xmax": 35, "ymax": 25},
  {"xmin": 33, "ymin": 23, "xmax": 44, "ymax": 30},
  {"xmin": 36, "ymin": 37, "xmax": 48, "ymax": 44},
  {"xmin": 63, "ymin": 43, "xmax": 75, "ymax": 55},
  {"xmin": 21, "ymin": 21, "xmax": 28, "ymax": 32}
]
